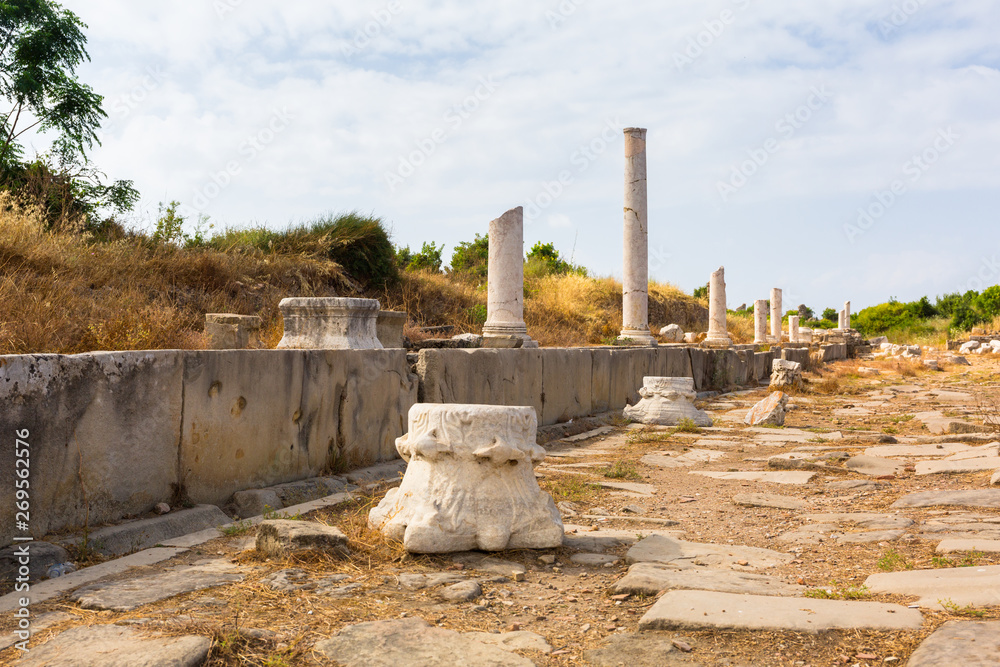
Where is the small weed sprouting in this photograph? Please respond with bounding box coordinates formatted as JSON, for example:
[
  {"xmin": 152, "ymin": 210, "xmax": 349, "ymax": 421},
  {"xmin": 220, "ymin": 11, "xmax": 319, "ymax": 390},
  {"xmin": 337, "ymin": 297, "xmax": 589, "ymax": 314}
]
[
  {"xmin": 932, "ymin": 550, "xmax": 985, "ymax": 569},
  {"xmin": 542, "ymin": 477, "xmax": 602, "ymax": 503},
  {"xmin": 804, "ymin": 582, "xmax": 870, "ymax": 600},
  {"xmin": 220, "ymin": 519, "xmax": 254, "ymax": 537},
  {"xmin": 601, "ymin": 460, "xmax": 643, "ymax": 482},
  {"xmin": 940, "ymin": 598, "xmax": 986, "ymax": 617},
  {"xmin": 672, "ymin": 418, "xmax": 701, "ymax": 434},
  {"xmin": 262, "ymin": 506, "xmax": 303, "ymax": 521},
  {"xmin": 877, "ymin": 550, "xmax": 913, "ymax": 572}
]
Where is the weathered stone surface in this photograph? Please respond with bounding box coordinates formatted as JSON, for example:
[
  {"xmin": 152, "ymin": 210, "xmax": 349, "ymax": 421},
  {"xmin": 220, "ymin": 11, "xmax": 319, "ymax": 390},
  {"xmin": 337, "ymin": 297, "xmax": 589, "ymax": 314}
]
[
  {"xmin": 865, "ymin": 565, "xmax": 1000, "ymax": 608},
  {"xmin": 908, "ymin": 621, "xmax": 1000, "ymax": 667},
  {"xmin": 15, "ymin": 625, "xmax": 212, "ymax": 667},
  {"xmin": 638, "ymin": 590, "xmax": 923, "ymax": 633},
  {"xmin": 936, "ymin": 539, "xmax": 1000, "ymax": 554},
  {"xmin": 704, "ymin": 267, "xmax": 731, "ymax": 347},
  {"xmin": 369, "ymin": 404, "xmax": 562, "ymax": 553},
  {"xmin": 0, "ymin": 542, "xmax": 70, "ymax": 582},
  {"xmin": 440, "ymin": 580, "xmax": 482, "ymax": 602},
  {"xmin": 205, "ymin": 313, "xmax": 261, "ymax": 350},
  {"xmin": 619, "ymin": 128, "xmax": 656, "ymax": 346},
  {"xmin": 827, "ymin": 479, "xmax": 887, "ymax": 492},
  {"xmin": 452, "ymin": 553, "xmax": 528, "ymax": 576},
  {"xmin": 845, "ymin": 455, "xmax": 905, "ymax": 477},
  {"xmin": 770, "ymin": 359, "xmax": 802, "ymax": 391},
  {"xmin": 583, "ymin": 634, "xmax": 699, "ymax": 667},
  {"xmin": 313, "ymin": 617, "xmax": 535, "ymax": 667},
  {"xmin": 256, "ymin": 519, "xmax": 350, "ymax": 556},
  {"xmin": 484, "ymin": 207, "xmax": 535, "ymax": 347},
  {"xmin": 641, "ymin": 449, "xmax": 725, "ymax": 469},
  {"xmin": 262, "ymin": 568, "xmax": 352, "ymax": 593},
  {"xmin": 624, "ymin": 377, "xmax": 712, "ymax": 427},
  {"xmin": 65, "ymin": 505, "xmax": 230, "ymax": 558},
  {"xmin": 277, "ymin": 297, "xmax": 383, "ymax": 350},
  {"xmin": 613, "ymin": 562, "xmax": 804, "ymax": 597},
  {"xmin": 70, "ymin": 560, "xmax": 244, "ymax": 612},
  {"xmin": 0, "ymin": 611, "xmax": 73, "ymax": 651},
  {"xmin": 464, "ymin": 631, "xmax": 552, "ymax": 655},
  {"xmin": 864, "ymin": 443, "xmax": 977, "ymax": 458},
  {"xmin": 626, "ymin": 534, "xmax": 792, "ymax": 570},
  {"xmin": 659, "ymin": 324, "xmax": 684, "ymax": 343},
  {"xmin": 232, "ymin": 477, "xmax": 349, "ymax": 518},
  {"xmin": 893, "ymin": 490, "xmax": 1000, "ymax": 509},
  {"xmin": 571, "ymin": 553, "xmax": 620, "ymax": 567},
  {"xmin": 744, "ymin": 391, "xmax": 787, "ymax": 427},
  {"xmin": 377, "ymin": 310, "xmax": 408, "ymax": 348},
  {"xmin": 916, "ymin": 458, "xmax": 1000, "ymax": 475},
  {"xmin": 693, "ymin": 471, "xmax": 815, "ymax": 485},
  {"xmin": 732, "ymin": 493, "xmax": 808, "ymax": 511},
  {"xmin": 396, "ymin": 572, "xmax": 468, "ymax": 590}
]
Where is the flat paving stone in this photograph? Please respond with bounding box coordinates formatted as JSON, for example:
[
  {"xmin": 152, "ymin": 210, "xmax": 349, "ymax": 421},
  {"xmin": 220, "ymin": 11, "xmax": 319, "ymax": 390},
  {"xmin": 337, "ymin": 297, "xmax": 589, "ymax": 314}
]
[
  {"xmin": 626, "ymin": 534, "xmax": 792, "ymax": 570},
  {"xmin": 613, "ymin": 562, "xmax": 805, "ymax": 597},
  {"xmin": 464, "ymin": 630, "xmax": 552, "ymax": 654},
  {"xmin": 893, "ymin": 490, "xmax": 1000, "ymax": 509},
  {"xmin": 802, "ymin": 513, "xmax": 915, "ymax": 530},
  {"xmin": 692, "ymin": 471, "xmax": 815, "ymax": 485},
  {"xmin": 452, "ymin": 554, "xmax": 527, "ymax": 576},
  {"xmin": 598, "ymin": 481, "xmax": 657, "ymax": 495},
  {"xmin": 313, "ymin": 617, "xmax": 535, "ymax": 666},
  {"xmin": 583, "ymin": 634, "xmax": 700, "ymax": 666},
  {"xmin": 560, "ymin": 426, "xmax": 615, "ymax": 443},
  {"xmin": 936, "ymin": 539, "xmax": 1000, "ymax": 554},
  {"xmin": 907, "ymin": 621, "xmax": 1000, "ymax": 666},
  {"xmin": 60, "ymin": 505, "xmax": 230, "ymax": 558},
  {"xmin": 845, "ymin": 455, "xmax": 904, "ymax": 477},
  {"xmin": 397, "ymin": 572, "xmax": 469, "ymax": 590},
  {"xmin": 562, "ymin": 526, "xmax": 682, "ymax": 552},
  {"xmin": 256, "ymin": 519, "xmax": 350, "ymax": 555},
  {"xmin": 0, "ymin": 611, "xmax": 73, "ymax": 651},
  {"xmin": 865, "ymin": 565, "xmax": 1000, "ymax": 608},
  {"xmin": 864, "ymin": 443, "xmax": 977, "ymax": 458},
  {"xmin": 638, "ymin": 590, "xmax": 923, "ymax": 633},
  {"xmin": 70, "ymin": 559, "xmax": 245, "ymax": 612},
  {"xmin": 262, "ymin": 568, "xmax": 351, "ymax": 593},
  {"xmin": 15, "ymin": 625, "xmax": 211, "ymax": 667},
  {"xmin": 692, "ymin": 438, "xmax": 742, "ymax": 449},
  {"xmin": 916, "ymin": 457, "xmax": 1000, "ymax": 475},
  {"xmin": 440, "ymin": 580, "xmax": 482, "ymax": 602},
  {"xmin": 570, "ymin": 553, "xmax": 620, "ymax": 567},
  {"xmin": 826, "ymin": 479, "xmax": 888, "ymax": 492},
  {"xmin": 732, "ymin": 493, "xmax": 809, "ymax": 511},
  {"xmin": 641, "ymin": 449, "xmax": 726, "ymax": 468}
]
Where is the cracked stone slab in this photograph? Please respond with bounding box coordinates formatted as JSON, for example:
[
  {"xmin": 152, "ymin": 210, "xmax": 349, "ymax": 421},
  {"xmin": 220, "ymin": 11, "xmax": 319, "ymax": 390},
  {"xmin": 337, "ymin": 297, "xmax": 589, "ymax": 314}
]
[
  {"xmin": 15, "ymin": 625, "xmax": 211, "ymax": 667},
  {"xmin": 907, "ymin": 621, "xmax": 1000, "ymax": 666},
  {"xmin": 396, "ymin": 572, "xmax": 469, "ymax": 590},
  {"xmin": 732, "ymin": 493, "xmax": 809, "ymax": 511},
  {"xmin": 626, "ymin": 534, "xmax": 792, "ymax": 570},
  {"xmin": 845, "ymin": 455, "xmax": 905, "ymax": 477},
  {"xmin": 313, "ymin": 617, "xmax": 535, "ymax": 666},
  {"xmin": 70, "ymin": 560, "xmax": 245, "ymax": 612},
  {"xmin": 612, "ymin": 562, "xmax": 805, "ymax": 597},
  {"xmin": 864, "ymin": 443, "xmax": 979, "ymax": 458},
  {"xmin": 598, "ymin": 481, "xmax": 657, "ymax": 495},
  {"xmin": 693, "ymin": 471, "xmax": 815, "ymax": 485},
  {"xmin": 641, "ymin": 449, "xmax": 727, "ymax": 468},
  {"xmin": 583, "ymin": 634, "xmax": 700, "ymax": 666},
  {"xmin": 802, "ymin": 513, "xmax": 915, "ymax": 530},
  {"xmin": 865, "ymin": 565, "xmax": 1000, "ymax": 609},
  {"xmin": 562, "ymin": 526, "xmax": 683, "ymax": 552},
  {"xmin": 916, "ymin": 458, "xmax": 1000, "ymax": 475},
  {"xmin": 0, "ymin": 611, "xmax": 73, "ymax": 652},
  {"xmin": 893, "ymin": 490, "xmax": 1000, "ymax": 509},
  {"xmin": 463, "ymin": 631, "xmax": 552, "ymax": 654},
  {"xmin": 777, "ymin": 525, "xmax": 905, "ymax": 546},
  {"xmin": 936, "ymin": 539, "xmax": 1000, "ymax": 554},
  {"xmin": 638, "ymin": 590, "xmax": 923, "ymax": 633}
]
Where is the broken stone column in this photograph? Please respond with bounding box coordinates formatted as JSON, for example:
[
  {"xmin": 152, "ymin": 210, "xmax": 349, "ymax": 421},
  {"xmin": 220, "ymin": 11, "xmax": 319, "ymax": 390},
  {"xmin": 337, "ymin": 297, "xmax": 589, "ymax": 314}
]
[
  {"xmin": 844, "ymin": 301, "xmax": 852, "ymax": 330},
  {"xmin": 770, "ymin": 288, "xmax": 783, "ymax": 342},
  {"xmin": 754, "ymin": 299, "xmax": 768, "ymax": 344},
  {"xmin": 368, "ymin": 404, "xmax": 563, "ymax": 553},
  {"xmin": 276, "ymin": 298, "xmax": 383, "ymax": 349},
  {"xmin": 704, "ymin": 267, "xmax": 731, "ymax": 348},
  {"xmin": 205, "ymin": 314, "xmax": 262, "ymax": 350},
  {"xmin": 838, "ymin": 310, "xmax": 847, "ymax": 330},
  {"xmin": 482, "ymin": 207, "xmax": 537, "ymax": 348},
  {"xmin": 619, "ymin": 127, "xmax": 657, "ymax": 346},
  {"xmin": 623, "ymin": 377, "xmax": 713, "ymax": 427},
  {"xmin": 789, "ymin": 315, "xmax": 800, "ymax": 344},
  {"xmin": 770, "ymin": 359, "xmax": 803, "ymax": 391}
]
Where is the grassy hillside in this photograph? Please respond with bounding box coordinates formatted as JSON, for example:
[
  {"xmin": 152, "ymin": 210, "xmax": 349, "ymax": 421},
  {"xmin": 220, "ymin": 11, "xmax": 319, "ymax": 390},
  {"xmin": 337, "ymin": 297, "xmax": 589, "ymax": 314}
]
[{"xmin": 0, "ymin": 201, "xmax": 716, "ymax": 354}]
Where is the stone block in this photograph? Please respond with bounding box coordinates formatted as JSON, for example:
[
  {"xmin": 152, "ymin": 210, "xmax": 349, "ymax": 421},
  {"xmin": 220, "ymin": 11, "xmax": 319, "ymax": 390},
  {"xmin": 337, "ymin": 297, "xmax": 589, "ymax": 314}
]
[
  {"xmin": 745, "ymin": 392, "xmax": 788, "ymax": 427},
  {"xmin": 205, "ymin": 313, "xmax": 262, "ymax": 349},
  {"xmin": 541, "ymin": 348, "xmax": 593, "ymax": 424},
  {"xmin": 418, "ymin": 348, "xmax": 544, "ymax": 419},
  {"xmin": 590, "ymin": 348, "xmax": 613, "ymax": 413},
  {"xmin": 180, "ymin": 349, "xmax": 416, "ymax": 506},
  {"xmin": 61, "ymin": 505, "xmax": 230, "ymax": 558},
  {"xmin": 276, "ymin": 297, "xmax": 383, "ymax": 349},
  {"xmin": 688, "ymin": 348, "xmax": 711, "ymax": 391},
  {"xmin": 663, "ymin": 346, "xmax": 693, "ymax": 379},
  {"xmin": 0, "ymin": 352, "xmax": 183, "ymax": 545},
  {"xmin": 781, "ymin": 347, "xmax": 810, "ymax": 367},
  {"xmin": 376, "ymin": 310, "xmax": 407, "ymax": 348}
]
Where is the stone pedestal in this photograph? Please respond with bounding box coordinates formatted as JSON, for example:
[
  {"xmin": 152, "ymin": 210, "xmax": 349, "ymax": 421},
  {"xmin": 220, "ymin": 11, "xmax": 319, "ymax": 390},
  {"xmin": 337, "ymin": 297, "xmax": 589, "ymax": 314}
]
[
  {"xmin": 703, "ymin": 267, "xmax": 731, "ymax": 348},
  {"xmin": 205, "ymin": 314, "xmax": 262, "ymax": 350},
  {"xmin": 376, "ymin": 311, "xmax": 407, "ymax": 348},
  {"xmin": 276, "ymin": 298, "xmax": 383, "ymax": 349},
  {"xmin": 789, "ymin": 315, "xmax": 800, "ymax": 344},
  {"xmin": 623, "ymin": 377, "xmax": 712, "ymax": 427},
  {"xmin": 368, "ymin": 404, "xmax": 563, "ymax": 553},
  {"xmin": 619, "ymin": 127, "xmax": 657, "ymax": 347},
  {"xmin": 844, "ymin": 301, "xmax": 852, "ymax": 330},
  {"xmin": 483, "ymin": 207, "xmax": 536, "ymax": 348},
  {"xmin": 753, "ymin": 299, "xmax": 768, "ymax": 344},
  {"xmin": 770, "ymin": 288, "xmax": 783, "ymax": 342}
]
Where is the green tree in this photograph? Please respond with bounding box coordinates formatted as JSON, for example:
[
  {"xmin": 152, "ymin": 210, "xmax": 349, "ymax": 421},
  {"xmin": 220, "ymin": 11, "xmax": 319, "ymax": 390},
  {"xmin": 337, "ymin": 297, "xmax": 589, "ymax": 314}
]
[
  {"xmin": 977, "ymin": 285, "xmax": 1000, "ymax": 319},
  {"xmin": 525, "ymin": 241, "xmax": 584, "ymax": 276},
  {"xmin": 822, "ymin": 308, "xmax": 838, "ymax": 322},
  {"xmin": 450, "ymin": 233, "xmax": 489, "ymax": 279},
  {"xmin": 396, "ymin": 241, "xmax": 443, "ymax": 273},
  {"xmin": 692, "ymin": 283, "xmax": 708, "ymax": 300},
  {"xmin": 0, "ymin": 1, "xmax": 138, "ymax": 229}
]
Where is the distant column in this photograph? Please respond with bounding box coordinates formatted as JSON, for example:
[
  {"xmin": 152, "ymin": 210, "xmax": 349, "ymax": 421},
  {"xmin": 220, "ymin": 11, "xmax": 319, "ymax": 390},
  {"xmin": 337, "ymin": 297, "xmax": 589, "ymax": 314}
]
[
  {"xmin": 844, "ymin": 301, "xmax": 852, "ymax": 330},
  {"xmin": 704, "ymin": 267, "xmax": 731, "ymax": 348},
  {"xmin": 789, "ymin": 315, "xmax": 800, "ymax": 344},
  {"xmin": 754, "ymin": 299, "xmax": 768, "ymax": 344},
  {"xmin": 619, "ymin": 127, "xmax": 656, "ymax": 346},
  {"xmin": 838, "ymin": 310, "xmax": 847, "ymax": 330},
  {"xmin": 483, "ymin": 206, "xmax": 535, "ymax": 347},
  {"xmin": 770, "ymin": 288, "xmax": 783, "ymax": 342}
]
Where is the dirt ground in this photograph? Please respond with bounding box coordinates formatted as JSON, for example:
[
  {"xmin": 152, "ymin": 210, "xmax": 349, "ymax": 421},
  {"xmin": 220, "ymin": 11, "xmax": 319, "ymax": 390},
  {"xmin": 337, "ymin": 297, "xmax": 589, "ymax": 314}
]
[{"xmin": 4, "ymin": 354, "xmax": 1000, "ymax": 666}]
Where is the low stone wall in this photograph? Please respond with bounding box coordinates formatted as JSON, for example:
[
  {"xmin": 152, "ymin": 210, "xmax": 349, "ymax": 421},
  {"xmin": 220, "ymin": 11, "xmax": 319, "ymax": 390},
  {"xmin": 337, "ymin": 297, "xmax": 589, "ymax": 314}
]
[
  {"xmin": 0, "ymin": 350, "xmax": 417, "ymax": 546},
  {"xmin": 417, "ymin": 346, "xmax": 779, "ymax": 425}
]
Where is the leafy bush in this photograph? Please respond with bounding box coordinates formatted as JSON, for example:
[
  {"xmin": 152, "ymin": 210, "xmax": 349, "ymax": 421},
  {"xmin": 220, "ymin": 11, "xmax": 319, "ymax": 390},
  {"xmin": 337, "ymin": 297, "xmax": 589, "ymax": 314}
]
[
  {"xmin": 450, "ymin": 233, "xmax": 489, "ymax": 279},
  {"xmin": 397, "ymin": 241, "xmax": 443, "ymax": 273},
  {"xmin": 525, "ymin": 241, "xmax": 584, "ymax": 277},
  {"xmin": 821, "ymin": 308, "xmax": 838, "ymax": 322},
  {"xmin": 692, "ymin": 283, "xmax": 708, "ymax": 300}
]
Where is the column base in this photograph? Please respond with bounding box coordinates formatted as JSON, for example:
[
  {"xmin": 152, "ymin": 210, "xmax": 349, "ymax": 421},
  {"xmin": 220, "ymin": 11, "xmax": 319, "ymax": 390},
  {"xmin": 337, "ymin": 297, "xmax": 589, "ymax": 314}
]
[
  {"xmin": 618, "ymin": 328, "xmax": 658, "ymax": 347},
  {"xmin": 483, "ymin": 322, "xmax": 537, "ymax": 348},
  {"xmin": 702, "ymin": 336, "xmax": 733, "ymax": 349}
]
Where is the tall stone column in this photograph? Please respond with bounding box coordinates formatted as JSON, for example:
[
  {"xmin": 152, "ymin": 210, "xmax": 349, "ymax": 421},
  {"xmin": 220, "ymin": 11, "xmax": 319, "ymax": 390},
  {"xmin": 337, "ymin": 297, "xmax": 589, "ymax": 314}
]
[
  {"xmin": 754, "ymin": 299, "xmax": 768, "ymax": 344},
  {"xmin": 838, "ymin": 310, "xmax": 847, "ymax": 330},
  {"xmin": 704, "ymin": 267, "xmax": 731, "ymax": 347},
  {"xmin": 483, "ymin": 206, "xmax": 536, "ymax": 347},
  {"xmin": 789, "ymin": 315, "xmax": 800, "ymax": 344},
  {"xmin": 844, "ymin": 301, "xmax": 852, "ymax": 330},
  {"xmin": 770, "ymin": 288, "xmax": 783, "ymax": 342},
  {"xmin": 619, "ymin": 127, "xmax": 656, "ymax": 346}
]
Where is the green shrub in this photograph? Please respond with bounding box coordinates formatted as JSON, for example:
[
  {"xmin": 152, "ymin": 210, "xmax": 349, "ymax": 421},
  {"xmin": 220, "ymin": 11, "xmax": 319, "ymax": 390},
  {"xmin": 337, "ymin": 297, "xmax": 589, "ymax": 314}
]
[
  {"xmin": 397, "ymin": 241, "xmax": 443, "ymax": 273},
  {"xmin": 450, "ymin": 233, "xmax": 489, "ymax": 279},
  {"xmin": 821, "ymin": 308, "xmax": 838, "ymax": 322}
]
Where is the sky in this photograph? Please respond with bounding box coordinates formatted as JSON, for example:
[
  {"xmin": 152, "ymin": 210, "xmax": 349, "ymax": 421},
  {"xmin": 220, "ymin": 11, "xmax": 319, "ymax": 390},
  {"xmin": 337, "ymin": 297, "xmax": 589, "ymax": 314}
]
[{"xmin": 40, "ymin": 0, "xmax": 1000, "ymax": 311}]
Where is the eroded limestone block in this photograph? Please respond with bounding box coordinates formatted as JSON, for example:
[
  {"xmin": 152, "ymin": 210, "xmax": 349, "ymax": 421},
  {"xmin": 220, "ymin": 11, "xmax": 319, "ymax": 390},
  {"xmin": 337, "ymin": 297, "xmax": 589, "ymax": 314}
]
[
  {"xmin": 276, "ymin": 297, "xmax": 383, "ymax": 349},
  {"xmin": 368, "ymin": 404, "xmax": 563, "ymax": 553},
  {"xmin": 770, "ymin": 359, "xmax": 802, "ymax": 391},
  {"xmin": 745, "ymin": 391, "xmax": 788, "ymax": 427},
  {"xmin": 623, "ymin": 377, "xmax": 712, "ymax": 427}
]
